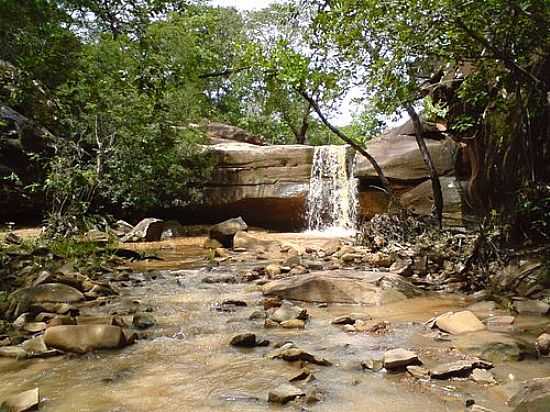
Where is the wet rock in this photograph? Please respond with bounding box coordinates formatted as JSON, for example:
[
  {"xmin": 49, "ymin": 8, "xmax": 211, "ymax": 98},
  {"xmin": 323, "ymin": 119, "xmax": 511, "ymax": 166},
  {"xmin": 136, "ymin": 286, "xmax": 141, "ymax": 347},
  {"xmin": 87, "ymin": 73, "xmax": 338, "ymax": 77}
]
[
  {"xmin": 513, "ymin": 299, "xmax": 549, "ymax": 315},
  {"xmin": 0, "ymin": 388, "xmax": 40, "ymax": 412},
  {"xmin": 471, "ymin": 368, "xmax": 496, "ymax": 384},
  {"xmin": 434, "ymin": 311, "xmax": 485, "ymax": 335},
  {"xmin": 267, "ymin": 383, "xmax": 304, "ymax": 404},
  {"xmin": 341, "ymin": 253, "xmax": 362, "ymax": 263},
  {"xmin": 230, "ymin": 333, "xmax": 258, "ymax": 347},
  {"xmin": 389, "ymin": 257, "xmax": 413, "ymax": 276},
  {"xmin": 132, "ymin": 312, "xmax": 156, "ymax": 329},
  {"xmin": 288, "ymin": 368, "xmax": 313, "ymax": 382},
  {"xmin": 268, "ymin": 345, "xmax": 332, "ymax": 366},
  {"xmin": 509, "ymin": 377, "xmax": 550, "ymax": 412},
  {"xmin": 270, "ymin": 302, "xmax": 307, "ymax": 323},
  {"xmin": 535, "ymin": 333, "xmax": 550, "ymax": 356},
  {"xmin": 453, "ymin": 331, "xmax": 530, "ymax": 362},
  {"xmin": 121, "ymin": 218, "xmax": 164, "ymax": 242},
  {"xmin": 407, "ymin": 365, "xmax": 430, "ymax": 379},
  {"xmin": 430, "ymin": 359, "xmax": 492, "ymax": 380},
  {"xmin": 361, "ymin": 355, "xmax": 384, "ymax": 371},
  {"xmin": 48, "ymin": 314, "xmax": 77, "ymax": 327},
  {"xmin": 365, "ymin": 252, "xmax": 394, "ymax": 268},
  {"xmin": 280, "ymin": 319, "xmax": 305, "ymax": 329},
  {"xmin": 357, "ymin": 320, "xmax": 391, "ymax": 335},
  {"xmin": 383, "ymin": 348, "xmax": 420, "ymax": 370},
  {"xmin": 304, "ymin": 387, "xmax": 321, "ymax": 404},
  {"xmin": 467, "ymin": 300, "xmax": 497, "ymax": 314},
  {"xmin": 44, "ymin": 325, "xmax": 129, "ymax": 354},
  {"xmin": 263, "ymin": 270, "xmax": 411, "ymax": 305},
  {"xmin": 331, "ymin": 315, "xmax": 356, "ymax": 325},
  {"xmin": 202, "ymin": 274, "xmax": 237, "ymax": 284},
  {"xmin": 0, "ymin": 346, "xmax": 27, "ymax": 358},
  {"xmin": 13, "ymin": 313, "xmax": 32, "ymax": 329}
]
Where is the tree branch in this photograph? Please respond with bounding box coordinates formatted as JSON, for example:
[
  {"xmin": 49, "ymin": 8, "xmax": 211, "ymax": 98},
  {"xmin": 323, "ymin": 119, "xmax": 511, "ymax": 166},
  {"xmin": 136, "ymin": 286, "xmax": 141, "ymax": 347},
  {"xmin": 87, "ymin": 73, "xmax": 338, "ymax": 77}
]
[{"xmin": 297, "ymin": 88, "xmax": 399, "ymax": 206}]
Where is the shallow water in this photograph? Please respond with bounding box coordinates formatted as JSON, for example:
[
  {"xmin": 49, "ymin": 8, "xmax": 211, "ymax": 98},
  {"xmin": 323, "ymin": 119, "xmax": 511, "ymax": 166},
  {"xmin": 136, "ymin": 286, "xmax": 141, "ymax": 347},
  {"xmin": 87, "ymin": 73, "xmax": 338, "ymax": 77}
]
[{"xmin": 1, "ymin": 233, "xmax": 549, "ymax": 412}]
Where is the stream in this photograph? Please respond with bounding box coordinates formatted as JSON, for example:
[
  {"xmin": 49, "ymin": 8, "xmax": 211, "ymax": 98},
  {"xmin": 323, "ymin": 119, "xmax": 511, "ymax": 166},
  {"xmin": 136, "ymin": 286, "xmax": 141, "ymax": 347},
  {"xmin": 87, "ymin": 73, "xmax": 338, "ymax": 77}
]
[{"xmin": 1, "ymin": 232, "xmax": 549, "ymax": 411}]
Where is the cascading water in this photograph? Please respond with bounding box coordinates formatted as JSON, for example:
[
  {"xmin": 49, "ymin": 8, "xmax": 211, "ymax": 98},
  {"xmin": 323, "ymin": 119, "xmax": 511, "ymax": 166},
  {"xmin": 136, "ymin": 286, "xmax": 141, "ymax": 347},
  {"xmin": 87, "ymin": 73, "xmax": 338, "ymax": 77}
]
[{"xmin": 305, "ymin": 145, "xmax": 359, "ymax": 234}]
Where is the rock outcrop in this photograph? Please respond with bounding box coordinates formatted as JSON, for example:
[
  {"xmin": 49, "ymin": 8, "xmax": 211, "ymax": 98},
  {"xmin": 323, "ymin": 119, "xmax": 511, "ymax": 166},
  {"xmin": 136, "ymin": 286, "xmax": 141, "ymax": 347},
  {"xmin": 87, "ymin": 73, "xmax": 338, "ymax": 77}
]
[{"xmin": 191, "ymin": 119, "xmax": 467, "ymax": 230}]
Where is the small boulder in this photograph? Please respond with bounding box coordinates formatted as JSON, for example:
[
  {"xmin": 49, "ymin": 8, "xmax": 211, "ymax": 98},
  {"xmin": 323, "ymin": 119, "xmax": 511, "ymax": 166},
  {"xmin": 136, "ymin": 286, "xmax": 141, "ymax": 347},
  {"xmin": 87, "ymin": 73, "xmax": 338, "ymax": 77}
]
[
  {"xmin": 4, "ymin": 232, "xmax": 22, "ymax": 245},
  {"xmin": 383, "ymin": 348, "xmax": 420, "ymax": 370},
  {"xmin": 407, "ymin": 365, "xmax": 430, "ymax": 379},
  {"xmin": 268, "ymin": 345, "xmax": 332, "ymax": 366},
  {"xmin": 268, "ymin": 383, "xmax": 304, "ymax": 404},
  {"xmin": 44, "ymin": 325, "xmax": 129, "ymax": 354},
  {"xmin": 121, "ymin": 218, "xmax": 164, "ymax": 242},
  {"xmin": 434, "ymin": 311, "xmax": 485, "ymax": 335},
  {"xmin": 270, "ymin": 302, "xmax": 307, "ymax": 323},
  {"xmin": 10, "ymin": 283, "xmax": 84, "ymax": 305},
  {"xmin": 280, "ymin": 319, "xmax": 305, "ymax": 329},
  {"xmin": 230, "ymin": 333, "xmax": 257, "ymax": 348},
  {"xmin": 471, "ymin": 368, "xmax": 496, "ymax": 384},
  {"xmin": 1, "ymin": 388, "xmax": 40, "ymax": 412},
  {"xmin": 509, "ymin": 377, "xmax": 550, "ymax": 412},
  {"xmin": 208, "ymin": 217, "xmax": 248, "ymax": 248},
  {"xmin": 265, "ymin": 264, "xmax": 281, "ymax": 278},
  {"xmin": 430, "ymin": 359, "xmax": 492, "ymax": 380}
]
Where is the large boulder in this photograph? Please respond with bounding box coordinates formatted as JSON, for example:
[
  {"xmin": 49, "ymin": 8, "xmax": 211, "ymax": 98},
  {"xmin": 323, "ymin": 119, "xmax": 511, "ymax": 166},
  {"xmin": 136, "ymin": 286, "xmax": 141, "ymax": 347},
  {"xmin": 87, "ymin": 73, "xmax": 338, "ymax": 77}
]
[
  {"xmin": 121, "ymin": 218, "xmax": 164, "ymax": 242},
  {"xmin": 0, "ymin": 388, "xmax": 40, "ymax": 412},
  {"xmin": 262, "ymin": 270, "xmax": 413, "ymax": 305},
  {"xmin": 354, "ymin": 120, "xmax": 458, "ymax": 181},
  {"xmin": 43, "ymin": 325, "xmax": 130, "ymax": 354},
  {"xmin": 9, "ymin": 283, "xmax": 85, "ymax": 317},
  {"xmin": 208, "ymin": 217, "xmax": 248, "ymax": 248}
]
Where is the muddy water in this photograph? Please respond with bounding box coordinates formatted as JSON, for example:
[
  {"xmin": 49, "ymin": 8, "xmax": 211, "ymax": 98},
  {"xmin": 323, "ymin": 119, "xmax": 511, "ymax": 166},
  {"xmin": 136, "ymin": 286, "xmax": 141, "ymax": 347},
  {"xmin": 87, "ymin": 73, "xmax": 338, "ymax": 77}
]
[{"xmin": 1, "ymin": 234, "xmax": 549, "ymax": 411}]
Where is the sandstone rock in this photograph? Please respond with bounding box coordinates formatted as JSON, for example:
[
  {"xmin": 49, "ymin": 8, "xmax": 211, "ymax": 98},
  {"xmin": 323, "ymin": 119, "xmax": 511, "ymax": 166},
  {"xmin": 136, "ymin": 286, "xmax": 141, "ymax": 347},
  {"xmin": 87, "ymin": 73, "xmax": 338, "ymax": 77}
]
[
  {"xmin": 452, "ymin": 331, "xmax": 530, "ymax": 362},
  {"xmin": 112, "ymin": 220, "xmax": 133, "ymax": 236},
  {"xmin": 486, "ymin": 315, "xmax": 515, "ymax": 332},
  {"xmin": 268, "ymin": 383, "xmax": 304, "ymax": 404},
  {"xmin": 288, "ymin": 368, "xmax": 313, "ymax": 382},
  {"xmin": 0, "ymin": 346, "xmax": 27, "ymax": 358},
  {"xmin": 22, "ymin": 322, "xmax": 46, "ymax": 333},
  {"xmin": 407, "ymin": 365, "xmax": 430, "ymax": 379},
  {"xmin": 535, "ymin": 333, "xmax": 550, "ymax": 356},
  {"xmin": 0, "ymin": 388, "xmax": 40, "ymax": 412},
  {"xmin": 509, "ymin": 377, "xmax": 550, "ymax": 412},
  {"xmin": 513, "ymin": 299, "xmax": 549, "ymax": 315},
  {"xmin": 268, "ymin": 345, "xmax": 332, "ymax": 366},
  {"xmin": 361, "ymin": 355, "xmax": 384, "ymax": 371},
  {"xmin": 341, "ymin": 253, "xmax": 362, "ymax": 263},
  {"xmin": 270, "ymin": 302, "xmax": 307, "ymax": 323},
  {"xmin": 365, "ymin": 252, "xmax": 394, "ymax": 268},
  {"xmin": 471, "ymin": 368, "xmax": 496, "ymax": 384},
  {"xmin": 208, "ymin": 217, "xmax": 248, "ymax": 248},
  {"xmin": 434, "ymin": 311, "xmax": 485, "ymax": 335},
  {"xmin": 284, "ymin": 255, "xmax": 302, "ymax": 267},
  {"xmin": 207, "ymin": 122, "xmax": 265, "ymax": 145},
  {"xmin": 121, "ymin": 218, "xmax": 164, "ymax": 242},
  {"xmin": 320, "ymin": 239, "xmax": 341, "ymax": 256},
  {"xmin": 280, "ymin": 319, "xmax": 305, "ymax": 329},
  {"xmin": 44, "ymin": 325, "xmax": 129, "ymax": 354},
  {"xmin": 383, "ymin": 348, "xmax": 420, "ymax": 370},
  {"xmin": 262, "ymin": 270, "xmax": 411, "ymax": 305},
  {"xmin": 430, "ymin": 359, "xmax": 492, "ymax": 380}
]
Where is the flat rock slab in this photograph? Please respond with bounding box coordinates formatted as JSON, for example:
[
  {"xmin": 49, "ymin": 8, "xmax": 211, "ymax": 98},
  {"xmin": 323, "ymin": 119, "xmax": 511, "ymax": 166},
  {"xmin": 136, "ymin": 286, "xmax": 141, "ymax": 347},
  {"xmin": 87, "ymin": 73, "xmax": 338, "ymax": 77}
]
[
  {"xmin": 435, "ymin": 311, "xmax": 485, "ymax": 335},
  {"xmin": 383, "ymin": 348, "xmax": 420, "ymax": 370},
  {"xmin": 262, "ymin": 270, "xmax": 409, "ymax": 305},
  {"xmin": 268, "ymin": 383, "xmax": 305, "ymax": 404},
  {"xmin": 268, "ymin": 345, "xmax": 332, "ymax": 366},
  {"xmin": 452, "ymin": 331, "xmax": 531, "ymax": 362},
  {"xmin": 430, "ymin": 359, "xmax": 492, "ymax": 379},
  {"xmin": 513, "ymin": 299, "xmax": 550, "ymax": 315},
  {"xmin": 1, "ymin": 388, "xmax": 40, "ymax": 412}
]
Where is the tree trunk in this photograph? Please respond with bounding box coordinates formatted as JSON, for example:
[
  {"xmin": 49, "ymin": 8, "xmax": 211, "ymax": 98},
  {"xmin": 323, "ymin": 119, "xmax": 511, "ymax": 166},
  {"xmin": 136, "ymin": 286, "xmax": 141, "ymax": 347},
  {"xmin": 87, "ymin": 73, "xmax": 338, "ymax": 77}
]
[
  {"xmin": 298, "ymin": 89, "xmax": 400, "ymax": 207},
  {"xmin": 406, "ymin": 105, "xmax": 444, "ymax": 226}
]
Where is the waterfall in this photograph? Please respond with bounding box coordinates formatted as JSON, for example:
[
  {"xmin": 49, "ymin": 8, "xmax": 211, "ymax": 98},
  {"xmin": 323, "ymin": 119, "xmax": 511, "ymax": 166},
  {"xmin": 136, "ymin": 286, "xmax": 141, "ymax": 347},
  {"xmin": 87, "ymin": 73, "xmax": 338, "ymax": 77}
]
[{"xmin": 305, "ymin": 145, "xmax": 359, "ymax": 234}]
